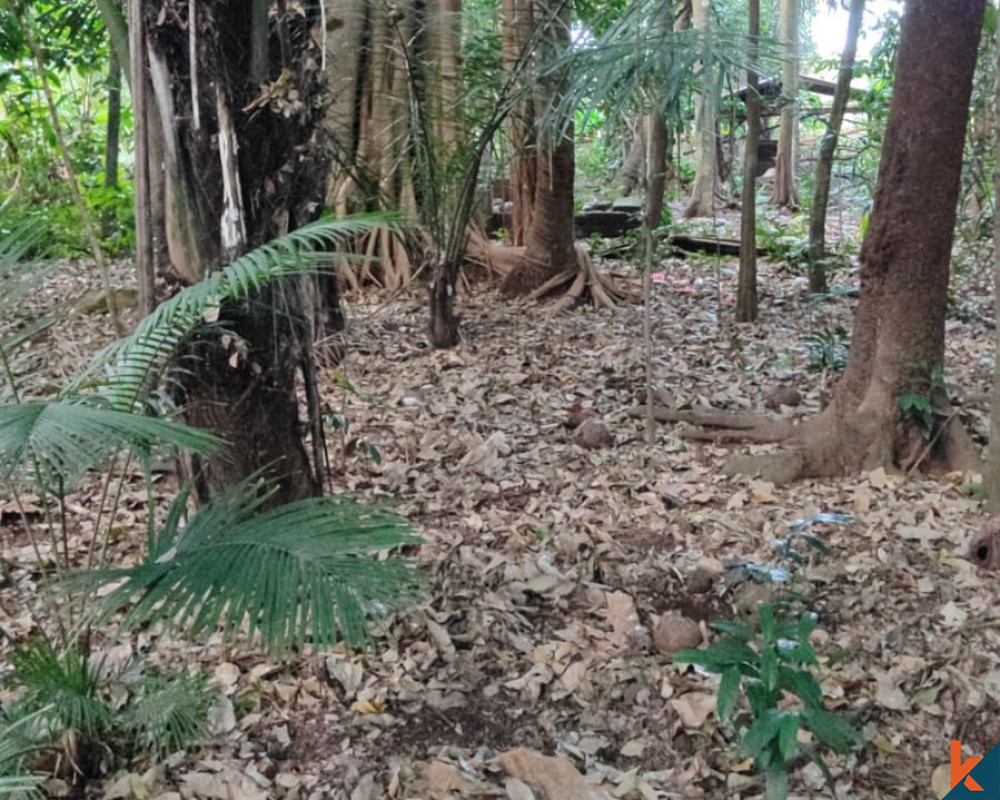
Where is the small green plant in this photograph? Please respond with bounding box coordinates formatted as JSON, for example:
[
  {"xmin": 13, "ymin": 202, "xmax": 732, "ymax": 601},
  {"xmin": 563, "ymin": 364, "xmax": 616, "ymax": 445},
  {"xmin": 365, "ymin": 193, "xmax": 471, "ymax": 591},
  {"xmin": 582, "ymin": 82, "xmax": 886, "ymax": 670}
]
[
  {"xmin": 674, "ymin": 513, "xmax": 859, "ymax": 800},
  {"xmin": 1, "ymin": 639, "xmax": 218, "ymax": 782},
  {"xmin": 897, "ymin": 363, "xmax": 956, "ymax": 439},
  {"xmin": 675, "ymin": 605, "xmax": 860, "ymax": 800},
  {"xmin": 804, "ymin": 327, "xmax": 850, "ymax": 374}
]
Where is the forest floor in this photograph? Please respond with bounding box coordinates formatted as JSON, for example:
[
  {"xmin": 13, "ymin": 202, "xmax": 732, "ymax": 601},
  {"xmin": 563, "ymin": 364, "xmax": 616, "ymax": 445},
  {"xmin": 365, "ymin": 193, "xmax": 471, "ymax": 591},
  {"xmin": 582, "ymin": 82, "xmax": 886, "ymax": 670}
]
[{"xmin": 3, "ymin": 216, "xmax": 1000, "ymax": 800}]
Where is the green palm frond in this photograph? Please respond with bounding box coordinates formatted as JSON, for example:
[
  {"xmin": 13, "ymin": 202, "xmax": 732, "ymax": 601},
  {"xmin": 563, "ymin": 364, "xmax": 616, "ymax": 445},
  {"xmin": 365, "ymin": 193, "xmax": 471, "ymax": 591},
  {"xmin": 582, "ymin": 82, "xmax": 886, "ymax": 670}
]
[
  {"xmin": 0, "ymin": 775, "xmax": 45, "ymax": 799},
  {"xmin": 78, "ymin": 479, "xmax": 424, "ymax": 654},
  {"xmin": 71, "ymin": 214, "xmax": 398, "ymax": 413},
  {"xmin": 0, "ymin": 709, "xmax": 46, "ymax": 799},
  {"xmin": 0, "ymin": 401, "xmax": 223, "ymax": 489},
  {"xmin": 8, "ymin": 640, "xmax": 112, "ymax": 738},
  {"xmin": 118, "ymin": 669, "xmax": 217, "ymax": 757}
]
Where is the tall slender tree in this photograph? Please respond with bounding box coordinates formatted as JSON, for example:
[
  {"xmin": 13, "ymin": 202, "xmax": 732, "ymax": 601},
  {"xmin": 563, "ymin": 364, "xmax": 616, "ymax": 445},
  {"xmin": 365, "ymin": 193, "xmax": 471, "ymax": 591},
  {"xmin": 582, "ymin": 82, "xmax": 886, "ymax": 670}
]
[
  {"xmin": 769, "ymin": 0, "xmax": 799, "ymax": 207},
  {"xmin": 735, "ymin": 0, "xmax": 760, "ymax": 322},
  {"xmin": 683, "ymin": 0, "xmax": 721, "ymax": 219},
  {"xmin": 807, "ymin": 0, "xmax": 865, "ymax": 294}
]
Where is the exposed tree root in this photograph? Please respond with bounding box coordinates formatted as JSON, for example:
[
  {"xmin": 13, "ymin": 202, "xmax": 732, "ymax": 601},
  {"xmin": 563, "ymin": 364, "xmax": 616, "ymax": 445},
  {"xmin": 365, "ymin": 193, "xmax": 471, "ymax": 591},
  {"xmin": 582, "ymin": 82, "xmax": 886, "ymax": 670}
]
[
  {"xmin": 636, "ymin": 399, "xmax": 982, "ymax": 485},
  {"xmin": 472, "ymin": 233, "xmax": 631, "ymax": 311},
  {"xmin": 627, "ymin": 404, "xmax": 795, "ymax": 443}
]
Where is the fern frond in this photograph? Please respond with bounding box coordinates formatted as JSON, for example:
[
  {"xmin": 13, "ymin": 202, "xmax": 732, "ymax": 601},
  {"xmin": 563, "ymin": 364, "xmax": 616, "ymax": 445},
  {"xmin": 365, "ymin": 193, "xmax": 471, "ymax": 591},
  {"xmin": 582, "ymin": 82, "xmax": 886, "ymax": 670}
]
[
  {"xmin": 0, "ymin": 401, "xmax": 223, "ymax": 488},
  {"xmin": 81, "ymin": 482, "xmax": 424, "ymax": 654},
  {"xmin": 71, "ymin": 214, "xmax": 398, "ymax": 413}
]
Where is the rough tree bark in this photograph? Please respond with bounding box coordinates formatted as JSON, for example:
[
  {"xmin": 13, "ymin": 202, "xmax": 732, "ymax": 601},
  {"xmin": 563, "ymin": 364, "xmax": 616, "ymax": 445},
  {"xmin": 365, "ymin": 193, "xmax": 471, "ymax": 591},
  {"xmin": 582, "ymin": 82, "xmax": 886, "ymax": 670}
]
[
  {"xmin": 725, "ymin": 0, "xmax": 986, "ymax": 483},
  {"xmin": 735, "ymin": 0, "xmax": 760, "ymax": 322},
  {"xmin": 769, "ymin": 0, "xmax": 798, "ymax": 207},
  {"xmin": 502, "ymin": 0, "xmax": 538, "ymax": 246},
  {"xmin": 987, "ymin": 34, "xmax": 1000, "ymax": 512},
  {"xmin": 683, "ymin": 0, "xmax": 721, "ymax": 219},
  {"xmin": 501, "ymin": 0, "xmax": 578, "ymax": 297},
  {"xmin": 137, "ymin": 0, "xmax": 334, "ymax": 503},
  {"xmin": 807, "ymin": 0, "xmax": 864, "ymax": 295}
]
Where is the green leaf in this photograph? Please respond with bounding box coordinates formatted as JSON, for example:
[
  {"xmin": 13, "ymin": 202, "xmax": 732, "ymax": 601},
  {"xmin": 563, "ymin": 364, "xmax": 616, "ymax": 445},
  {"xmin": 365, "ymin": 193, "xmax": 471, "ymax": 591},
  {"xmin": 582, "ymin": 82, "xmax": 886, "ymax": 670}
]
[
  {"xmin": 758, "ymin": 603, "xmax": 776, "ymax": 642},
  {"xmin": 777, "ymin": 713, "xmax": 800, "ymax": 761},
  {"xmin": 760, "ymin": 648, "xmax": 778, "ymax": 693},
  {"xmin": 801, "ymin": 706, "xmax": 860, "ymax": 754},
  {"xmin": 717, "ymin": 667, "xmax": 740, "ymax": 722},
  {"xmin": 778, "ymin": 666, "xmax": 824, "ymax": 709},
  {"xmin": 76, "ymin": 481, "xmax": 426, "ymax": 654},
  {"xmin": 0, "ymin": 401, "xmax": 223, "ymax": 488},
  {"xmin": 743, "ymin": 709, "xmax": 783, "ymax": 761},
  {"xmin": 764, "ymin": 765, "xmax": 789, "ymax": 800},
  {"xmin": 674, "ymin": 637, "xmax": 759, "ymax": 671},
  {"xmin": 709, "ymin": 619, "xmax": 752, "ymax": 639}
]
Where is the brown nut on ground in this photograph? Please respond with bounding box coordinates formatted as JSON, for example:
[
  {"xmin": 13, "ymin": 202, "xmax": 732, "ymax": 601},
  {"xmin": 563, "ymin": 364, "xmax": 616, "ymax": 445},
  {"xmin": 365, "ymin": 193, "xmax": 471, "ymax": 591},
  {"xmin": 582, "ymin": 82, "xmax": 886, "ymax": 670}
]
[
  {"xmin": 574, "ymin": 418, "xmax": 613, "ymax": 450},
  {"xmin": 653, "ymin": 614, "xmax": 701, "ymax": 655},
  {"xmin": 686, "ymin": 566, "xmax": 716, "ymax": 594}
]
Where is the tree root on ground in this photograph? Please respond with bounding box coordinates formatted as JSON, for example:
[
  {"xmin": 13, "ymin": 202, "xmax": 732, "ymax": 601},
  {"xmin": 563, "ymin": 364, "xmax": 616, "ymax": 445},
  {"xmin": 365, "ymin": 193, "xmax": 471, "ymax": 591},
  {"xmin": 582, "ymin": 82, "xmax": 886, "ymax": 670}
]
[
  {"xmin": 468, "ymin": 232, "xmax": 632, "ymax": 310},
  {"xmin": 634, "ymin": 398, "xmax": 983, "ymax": 485}
]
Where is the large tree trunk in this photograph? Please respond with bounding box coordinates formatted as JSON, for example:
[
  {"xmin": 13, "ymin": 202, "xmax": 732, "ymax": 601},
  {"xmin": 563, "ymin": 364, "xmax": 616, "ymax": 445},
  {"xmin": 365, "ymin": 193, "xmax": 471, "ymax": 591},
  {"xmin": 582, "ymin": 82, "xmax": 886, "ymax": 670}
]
[
  {"xmin": 683, "ymin": 0, "xmax": 721, "ymax": 219},
  {"xmin": 137, "ymin": 0, "xmax": 333, "ymax": 504},
  {"xmin": 735, "ymin": 0, "xmax": 760, "ymax": 322},
  {"xmin": 769, "ymin": 0, "xmax": 799, "ymax": 207},
  {"xmin": 502, "ymin": 0, "xmax": 537, "ymax": 246},
  {"xmin": 727, "ymin": 0, "xmax": 985, "ymax": 484},
  {"xmin": 983, "ymin": 34, "xmax": 1000, "ymax": 514},
  {"xmin": 988, "ymin": 33, "xmax": 1000, "ymax": 512},
  {"xmin": 501, "ymin": 0, "xmax": 576, "ymax": 296},
  {"xmin": 807, "ymin": 0, "xmax": 864, "ymax": 294}
]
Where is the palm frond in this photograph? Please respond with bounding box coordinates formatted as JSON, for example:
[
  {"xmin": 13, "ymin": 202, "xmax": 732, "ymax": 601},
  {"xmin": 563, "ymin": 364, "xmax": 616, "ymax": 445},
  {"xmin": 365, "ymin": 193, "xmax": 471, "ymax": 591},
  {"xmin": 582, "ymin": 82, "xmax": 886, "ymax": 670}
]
[
  {"xmin": 70, "ymin": 214, "xmax": 398, "ymax": 413},
  {"xmin": 0, "ymin": 709, "xmax": 47, "ymax": 800},
  {"xmin": 118, "ymin": 669, "xmax": 217, "ymax": 757},
  {"xmin": 79, "ymin": 480, "xmax": 425, "ymax": 654},
  {"xmin": 0, "ymin": 401, "xmax": 223, "ymax": 489},
  {"xmin": 8, "ymin": 640, "xmax": 112, "ymax": 738}
]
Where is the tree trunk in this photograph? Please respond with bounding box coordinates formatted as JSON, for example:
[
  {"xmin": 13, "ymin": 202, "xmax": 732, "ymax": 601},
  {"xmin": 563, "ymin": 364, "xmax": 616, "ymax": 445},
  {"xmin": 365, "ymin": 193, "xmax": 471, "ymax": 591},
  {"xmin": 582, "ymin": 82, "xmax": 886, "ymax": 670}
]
[
  {"xmin": 137, "ymin": 0, "xmax": 333, "ymax": 504},
  {"xmin": 728, "ymin": 0, "xmax": 986, "ymax": 484},
  {"xmin": 128, "ymin": 3, "xmax": 155, "ymax": 318},
  {"xmin": 807, "ymin": 0, "xmax": 864, "ymax": 295},
  {"xmin": 735, "ymin": 0, "xmax": 760, "ymax": 323},
  {"xmin": 683, "ymin": 0, "xmax": 720, "ymax": 219},
  {"xmin": 769, "ymin": 0, "xmax": 798, "ymax": 207},
  {"xmin": 646, "ymin": 0, "xmax": 688, "ymax": 229},
  {"xmin": 986, "ymin": 32, "xmax": 1000, "ymax": 511},
  {"xmin": 501, "ymin": 0, "xmax": 576, "ymax": 296},
  {"xmin": 502, "ymin": 0, "xmax": 537, "ymax": 246}
]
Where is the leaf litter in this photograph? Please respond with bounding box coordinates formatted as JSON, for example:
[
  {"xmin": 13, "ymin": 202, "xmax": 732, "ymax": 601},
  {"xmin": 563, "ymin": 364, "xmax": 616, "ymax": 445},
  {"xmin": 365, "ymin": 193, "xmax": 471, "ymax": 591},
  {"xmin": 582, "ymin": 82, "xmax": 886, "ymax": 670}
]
[{"xmin": 0, "ymin": 242, "xmax": 997, "ymax": 799}]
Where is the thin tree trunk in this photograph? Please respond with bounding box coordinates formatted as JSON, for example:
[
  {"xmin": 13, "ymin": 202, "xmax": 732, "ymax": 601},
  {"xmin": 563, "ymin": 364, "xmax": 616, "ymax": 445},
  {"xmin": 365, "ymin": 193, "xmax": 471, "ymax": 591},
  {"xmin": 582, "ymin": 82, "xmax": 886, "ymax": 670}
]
[
  {"xmin": 683, "ymin": 0, "xmax": 720, "ymax": 219},
  {"xmin": 104, "ymin": 52, "xmax": 121, "ymax": 191},
  {"xmin": 736, "ymin": 0, "xmax": 759, "ymax": 323},
  {"xmin": 770, "ymin": 0, "xmax": 799, "ymax": 207},
  {"xmin": 807, "ymin": 0, "xmax": 864, "ymax": 294},
  {"xmin": 129, "ymin": 0, "xmax": 155, "ymax": 317},
  {"xmin": 12, "ymin": 1, "xmax": 124, "ymax": 336},
  {"xmin": 646, "ymin": 0, "xmax": 689, "ymax": 229},
  {"xmin": 502, "ymin": 0, "xmax": 537, "ymax": 245}
]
